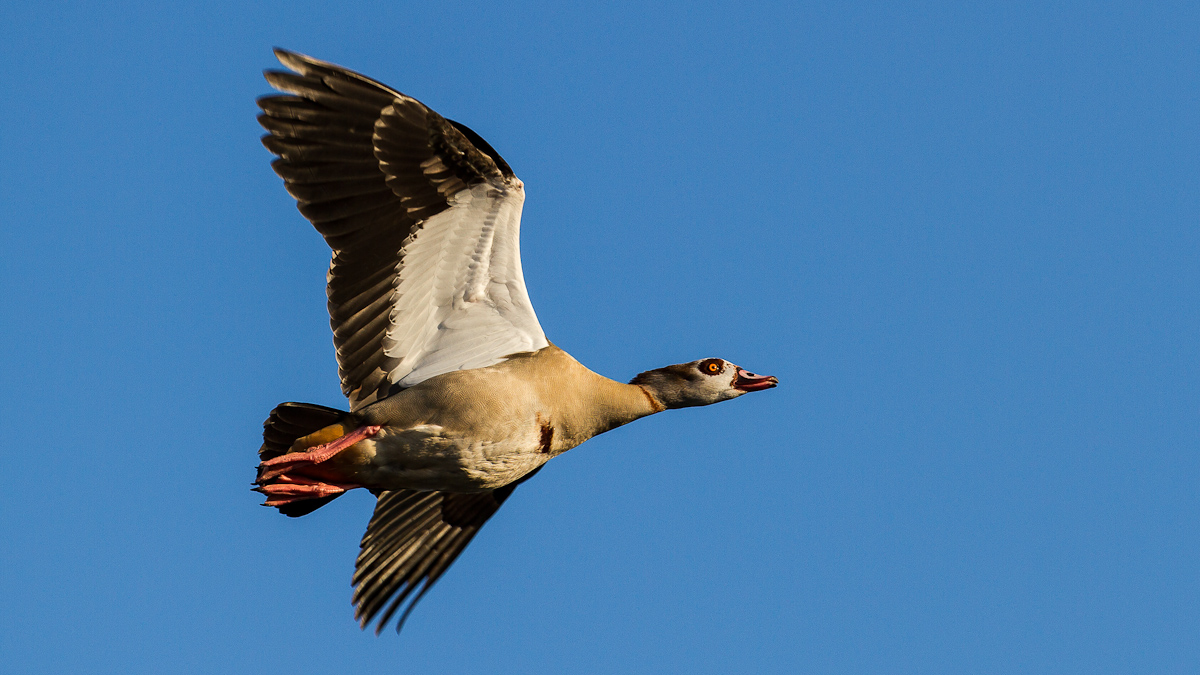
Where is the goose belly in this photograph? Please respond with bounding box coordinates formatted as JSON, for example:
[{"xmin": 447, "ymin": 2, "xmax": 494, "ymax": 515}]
[{"xmin": 352, "ymin": 425, "xmax": 550, "ymax": 492}]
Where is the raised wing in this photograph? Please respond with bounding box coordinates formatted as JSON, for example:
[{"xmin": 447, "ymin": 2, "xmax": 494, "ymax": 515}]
[
  {"xmin": 258, "ymin": 49, "xmax": 548, "ymax": 410},
  {"xmin": 354, "ymin": 468, "xmax": 539, "ymax": 633}
]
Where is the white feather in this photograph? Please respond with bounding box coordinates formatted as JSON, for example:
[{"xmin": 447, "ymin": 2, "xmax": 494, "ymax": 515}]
[{"xmin": 382, "ymin": 181, "xmax": 548, "ymax": 388}]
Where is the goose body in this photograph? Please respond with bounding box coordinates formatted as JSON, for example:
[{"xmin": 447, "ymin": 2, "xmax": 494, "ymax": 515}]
[
  {"xmin": 312, "ymin": 344, "xmax": 660, "ymax": 492},
  {"xmin": 254, "ymin": 49, "xmax": 777, "ymax": 633}
]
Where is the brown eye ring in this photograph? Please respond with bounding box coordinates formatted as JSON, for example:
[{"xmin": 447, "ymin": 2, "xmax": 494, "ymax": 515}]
[{"xmin": 699, "ymin": 359, "xmax": 724, "ymax": 376}]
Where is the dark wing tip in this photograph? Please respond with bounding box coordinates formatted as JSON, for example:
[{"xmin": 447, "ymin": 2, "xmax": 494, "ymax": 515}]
[
  {"xmin": 353, "ymin": 469, "xmax": 541, "ymax": 634},
  {"xmin": 267, "ymin": 48, "xmax": 404, "ymax": 101},
  {"xmin": 272, "ymin": 47, "xmax": 322, "ymax": 75},
  {"xmin": 352, "ymin": 490, "xmax": 493, "ymax": 634}
]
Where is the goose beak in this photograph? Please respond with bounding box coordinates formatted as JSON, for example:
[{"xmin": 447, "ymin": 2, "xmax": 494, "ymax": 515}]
[{"xmin": 733, "ymin": 369, "xmax": 778, "ymax": 392}]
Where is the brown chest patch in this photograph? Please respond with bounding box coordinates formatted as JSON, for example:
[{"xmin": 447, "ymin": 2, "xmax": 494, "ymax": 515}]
[{"xmin": 538, "ymin": 416, "xmax": 554, "ymax": 454}]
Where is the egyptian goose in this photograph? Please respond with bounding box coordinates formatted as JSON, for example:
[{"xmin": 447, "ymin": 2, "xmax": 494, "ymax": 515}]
[{"xmin": 254, "ymin": 49, "xmax": 778, "ymax": 633}]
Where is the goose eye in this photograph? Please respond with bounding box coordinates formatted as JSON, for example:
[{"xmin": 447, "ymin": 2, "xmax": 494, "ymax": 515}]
[{"xmin": 699, "ymin": 359, "xmax": 724, "ymax": 375}]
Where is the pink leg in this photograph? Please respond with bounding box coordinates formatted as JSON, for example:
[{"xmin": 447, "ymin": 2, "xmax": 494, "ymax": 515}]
[
  {"xmin": 258, "ymin": 425, "xmax": 381, "ymax": 481},
  {"xmin": 256, "ymin": 475, "xmax": 360, "ymax": 506}
]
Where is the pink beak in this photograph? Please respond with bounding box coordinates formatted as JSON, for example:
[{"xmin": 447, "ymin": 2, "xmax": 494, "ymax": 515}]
[{"xmin": 733, "ymin": 368, "xmax": 778, "ymax": 392}]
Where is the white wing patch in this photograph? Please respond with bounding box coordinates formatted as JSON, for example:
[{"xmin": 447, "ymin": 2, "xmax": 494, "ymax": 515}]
[{"xmin": 383, "ymin": 181, "xmax": 548, "ymax": 388}]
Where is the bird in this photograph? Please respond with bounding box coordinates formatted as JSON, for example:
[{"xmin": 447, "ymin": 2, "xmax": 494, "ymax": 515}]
[{"xmin": 253, "ymin": 48, "xmax": 778, "ymax": 634}]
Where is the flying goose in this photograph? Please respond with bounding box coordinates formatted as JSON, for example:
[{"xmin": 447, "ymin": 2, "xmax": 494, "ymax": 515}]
[{"xmin": 253, "ymin": 48, "xmax": 778, "ymax": 634}]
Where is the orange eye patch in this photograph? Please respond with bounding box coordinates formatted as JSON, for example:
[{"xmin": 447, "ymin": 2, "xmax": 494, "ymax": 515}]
[{"xmin": 699, "ymin": 359, "xmax": 724, "ymax": 375}]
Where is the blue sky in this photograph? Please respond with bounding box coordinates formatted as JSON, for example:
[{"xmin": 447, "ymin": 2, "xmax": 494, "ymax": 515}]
[{"xmin": 2, "ymin": 1, "xmax": 1197, "ymax": 673}]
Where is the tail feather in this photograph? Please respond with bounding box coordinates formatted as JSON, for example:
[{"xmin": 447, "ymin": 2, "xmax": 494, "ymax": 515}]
[{"xmin": 257, "ymin": 402, "xmax": 350, "ymax": 517}]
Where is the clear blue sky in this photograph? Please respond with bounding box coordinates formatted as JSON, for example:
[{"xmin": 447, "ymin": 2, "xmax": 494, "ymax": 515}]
[{"xmin": 2, "ymin": 1, "xmax": 1196, "ymax": 673}]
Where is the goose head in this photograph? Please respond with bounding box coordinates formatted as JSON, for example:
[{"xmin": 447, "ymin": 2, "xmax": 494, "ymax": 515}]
[{"xmin": 629, "ymin": 358, "xmax": 778, "ymax": 410}]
